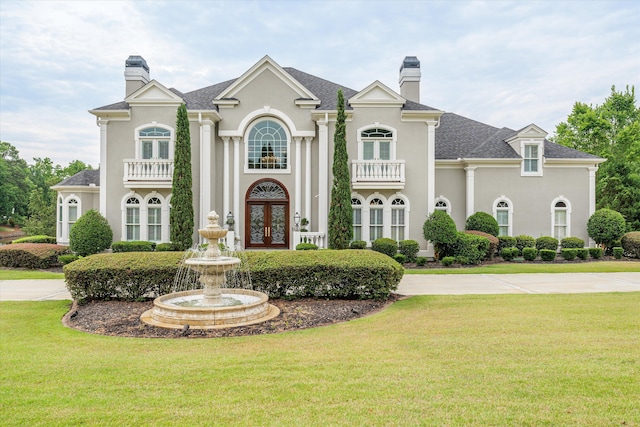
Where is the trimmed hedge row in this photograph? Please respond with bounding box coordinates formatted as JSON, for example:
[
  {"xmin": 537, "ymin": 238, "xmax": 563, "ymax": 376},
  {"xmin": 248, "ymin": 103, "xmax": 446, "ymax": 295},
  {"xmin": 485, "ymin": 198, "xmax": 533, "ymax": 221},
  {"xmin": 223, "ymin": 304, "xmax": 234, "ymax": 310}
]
[
  {"xmin": 11, "ymin": 235, "xmax": 57, "ymax": 244},
  {"xmin": 64, "ymin": 250, "xmax": 403, "ymax": 301},
  {"xmin": 111, "ymin": 241, "xmax": 156, "ymax": 252},
  {"xmin": 0, "ymin": 243, "xmax": 69, "ymax": 269}
]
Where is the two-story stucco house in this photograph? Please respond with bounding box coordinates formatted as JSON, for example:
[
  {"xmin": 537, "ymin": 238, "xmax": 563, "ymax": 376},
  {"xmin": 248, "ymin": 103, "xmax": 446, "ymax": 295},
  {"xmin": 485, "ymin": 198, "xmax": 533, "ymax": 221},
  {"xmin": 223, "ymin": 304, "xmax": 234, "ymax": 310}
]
[{"xmin": 53, "ymin": 55, "xmax": 603, "ymax": 253}]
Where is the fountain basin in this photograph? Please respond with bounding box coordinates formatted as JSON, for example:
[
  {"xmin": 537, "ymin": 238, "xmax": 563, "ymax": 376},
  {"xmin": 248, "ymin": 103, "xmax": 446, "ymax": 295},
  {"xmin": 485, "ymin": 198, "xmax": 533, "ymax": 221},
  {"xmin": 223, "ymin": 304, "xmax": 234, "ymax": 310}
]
[{"xmin": 140, "ymin": 288, "xmax": 280, "ymax": 330}]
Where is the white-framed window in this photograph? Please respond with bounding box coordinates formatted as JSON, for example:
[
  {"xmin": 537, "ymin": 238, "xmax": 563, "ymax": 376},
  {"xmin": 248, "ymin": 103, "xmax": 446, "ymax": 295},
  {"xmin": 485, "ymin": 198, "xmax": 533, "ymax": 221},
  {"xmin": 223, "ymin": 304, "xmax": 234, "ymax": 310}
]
[
  {"xmin": 246, "ymin": 119, "xmax": 290, "ymax": 172},
  {"xmin": 434, "ymin": 195, "xmax": 451, "ymax": 215},
  {"xmin": 67, "ymin": 198, "xmax": 78, "ymax": 231},
  {"xmin": 136, "ymin": 125, "xmax": 173, "ymax": 160},
  {"xmin": 57, "ymin": 195, "xmax": 81, "ymax": 244},
  {"xmin": 521, "ymin": 141, "xmax": 543, "ymax": 176},
  {"xmin": 352, "ymin": 197, "xmax": 363, "ymax": 242},
  {"xmin": 125, "ymin": 196, "xmax": 141, "ymax": 240},
  {"xmin": 357, "ymin": 125, "xmax": 396, "ymax": 161},
  {"xmin": 147, "ymin": 197, "xmax": 162, "ymax": 242},
  {"xmin": 391, "ymin": 198, "xmax": 406, "ymax": 242},
  {"xmin": 493, "ymin": 196, "xmax": 513, "ymax": 237},
  {"xmin": 369, "ymin": 198, "xmax": 384, "ymax": 242},
  {"xmin": 551, "ymin": 197, "xmax": 571, "ymax": 240},
  {"xmin": 57, "ymin": 197, "xmax": 63, "ymax": 239}
]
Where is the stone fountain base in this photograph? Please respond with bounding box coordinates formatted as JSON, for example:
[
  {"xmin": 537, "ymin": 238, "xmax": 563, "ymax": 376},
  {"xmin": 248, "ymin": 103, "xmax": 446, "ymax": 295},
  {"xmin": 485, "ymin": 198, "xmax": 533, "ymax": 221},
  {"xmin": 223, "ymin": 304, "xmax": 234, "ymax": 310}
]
[{"xmin": 140, "ymin": 288, "xmax": 280, "ymax": 330}]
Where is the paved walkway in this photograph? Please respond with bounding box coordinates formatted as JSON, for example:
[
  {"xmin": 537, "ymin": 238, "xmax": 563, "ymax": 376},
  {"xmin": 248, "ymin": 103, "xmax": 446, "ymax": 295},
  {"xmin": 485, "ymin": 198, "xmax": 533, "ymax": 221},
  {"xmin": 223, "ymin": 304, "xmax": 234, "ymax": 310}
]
[{"xmin": 1, "ymin": 272, "xmax": 640, "ymax": 301}]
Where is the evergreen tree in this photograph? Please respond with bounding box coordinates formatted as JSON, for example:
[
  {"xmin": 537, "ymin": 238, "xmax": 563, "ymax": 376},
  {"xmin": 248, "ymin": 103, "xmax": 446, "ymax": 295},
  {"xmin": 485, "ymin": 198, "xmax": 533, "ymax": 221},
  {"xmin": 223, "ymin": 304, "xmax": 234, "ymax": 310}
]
[
  {"xmin": 170, "ymin": 104, "xmax": 194, "ymax": 250},
  {"xmin": 328, "ymin": 89, "xmax": 352, "ymax": 249}
]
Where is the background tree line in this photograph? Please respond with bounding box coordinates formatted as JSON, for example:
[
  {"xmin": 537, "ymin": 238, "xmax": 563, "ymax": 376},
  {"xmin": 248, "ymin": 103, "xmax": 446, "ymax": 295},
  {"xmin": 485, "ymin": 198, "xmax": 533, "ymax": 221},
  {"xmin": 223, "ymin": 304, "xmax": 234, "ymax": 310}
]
[{"xmin": 0, "ymin": 141, "xmax": 91, "ymax": 235}]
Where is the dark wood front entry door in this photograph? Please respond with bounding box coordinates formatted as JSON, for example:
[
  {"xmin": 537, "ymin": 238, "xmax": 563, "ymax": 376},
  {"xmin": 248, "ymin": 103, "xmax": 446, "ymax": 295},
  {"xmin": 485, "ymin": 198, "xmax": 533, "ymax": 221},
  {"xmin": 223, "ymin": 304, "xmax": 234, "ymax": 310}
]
[{"xmin": 245, "ymin": 179, "xmax": 289, "ymax": 249}]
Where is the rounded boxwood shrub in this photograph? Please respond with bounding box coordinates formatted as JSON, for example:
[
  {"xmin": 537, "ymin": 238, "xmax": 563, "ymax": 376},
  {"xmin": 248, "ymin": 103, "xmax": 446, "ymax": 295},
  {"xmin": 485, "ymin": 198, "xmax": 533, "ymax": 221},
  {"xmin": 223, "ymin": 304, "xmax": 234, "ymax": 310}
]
[
  {"xmin": 621, "ymin": 231, "xmax": 640, "ymax": 258},
  {"xmin": 296, "ymin": 242, "xmax": 318, "ymax": 250},
  {"xmin": 394, "ymin": 253, "xmax": 407, "ymax": 264},
  {"xmin": 561, "ymin": 237, "xmax": 585, "ymax": 249},
  {"xmin": 577, "ymin": 248, "xmax": 589, "ymax": 260},
  {"xmin": 536, "ymin": 236, "xmax": 558, "ymax": 251},
  {"xmin": 465, "ymin": 212, "xmax": 499, "ymax": 237},
  {"xmin": 500, "ymin": 247, "xmax": 519, "ymax": 261},
  {"xmin": 539, "ymin": 249, "xmax": 557, "ymax": 261},
  {"xmin": 441, "ymin": 256, "xmax": 455, "ymax": 267},
  {"xmin": 522, "ymin": 247, "xmax": 538, "ymax": 261},
  {"xmin": 416, "ymin": 256, "xmax": 427, "ymax": 267},
  {"xmin": 589, "ymin": 247, "xmax": 603, "ymax": 259},
  {"xmin": 561, "ymin": 248, "xmax": 578, "ymax": 261},
  {"xmin": 452, "ymin": 232, "xmax": 490, "ymax": 265},
  {"xmin": 515, "ymin": 235, "xmax": 536, "ymax": 254},
  {"xmin": 372, "ymin": 237, "xmax": 398, "ymax": 258},
  {"xmin": 349, "ymin": 240, "xmax": 367, "ymax": 250},
  {"xmin": 497, "ymin": 236, "xmax": 517, "ymax": 252},
  {"xmin": 423, "ymin": 210, "xmax": 458, "ymax": 257},
  {"xmin": 613, "ymin": 247, "xmax": 624, "ymax": 259},
  {"xmin": 69, "ymin": 209, "xmax": 113, "ymax": 257},
  {"xmin": 587, "ymin": 208, "xmax": 626, "ymax": 251},
  {"xmin": 465, "ymin": 230, "xmax": 498, "ymax": 259},
  {"xmin": 398, "ymin": 239, "xmax": 420, "ymax": 262}
]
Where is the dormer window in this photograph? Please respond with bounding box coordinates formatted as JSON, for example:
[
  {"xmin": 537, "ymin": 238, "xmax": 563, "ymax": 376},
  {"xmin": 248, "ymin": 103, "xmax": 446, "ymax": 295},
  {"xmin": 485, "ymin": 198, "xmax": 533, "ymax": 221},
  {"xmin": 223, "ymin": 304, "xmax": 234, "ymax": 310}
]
[{"xmin": 521, "ymin": 141, "xmax": 543, "ymax": 176}]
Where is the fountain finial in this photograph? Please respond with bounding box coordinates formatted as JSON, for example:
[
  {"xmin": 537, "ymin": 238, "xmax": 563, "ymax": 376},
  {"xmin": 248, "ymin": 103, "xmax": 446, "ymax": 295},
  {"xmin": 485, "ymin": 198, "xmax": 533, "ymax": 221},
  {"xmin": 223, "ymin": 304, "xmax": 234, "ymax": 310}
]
[
  {"xmin": 199, "ymin": 210, "xmax": 227, "ymax": 259},
  {"xmin": 207, "ymin": 211, "xmax": 220, "ymax": 229}
]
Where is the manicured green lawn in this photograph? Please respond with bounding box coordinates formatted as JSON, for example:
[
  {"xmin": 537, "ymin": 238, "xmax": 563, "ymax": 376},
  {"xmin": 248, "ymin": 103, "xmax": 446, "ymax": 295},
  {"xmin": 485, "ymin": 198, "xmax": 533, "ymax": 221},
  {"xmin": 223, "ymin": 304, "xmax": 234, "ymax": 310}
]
[
  {"xmin": 1, "ymin": 294, "xmax": 638, "ymax": 426},
  {"xmin": 407, "ymin": 260, "xmax": 640, "ymax": 274},
  {"xmin": 0, "ymin": 269, "xmax": 64, "ymax": 280}
]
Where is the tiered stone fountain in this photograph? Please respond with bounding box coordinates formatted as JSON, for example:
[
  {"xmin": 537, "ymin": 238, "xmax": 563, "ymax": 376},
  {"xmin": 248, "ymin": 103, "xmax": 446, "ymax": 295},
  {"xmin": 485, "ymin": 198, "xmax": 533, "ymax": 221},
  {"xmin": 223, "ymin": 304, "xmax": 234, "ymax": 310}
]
[{"xmin": 141, "ymin": 211, "xmax": 279, "ymax": 329}]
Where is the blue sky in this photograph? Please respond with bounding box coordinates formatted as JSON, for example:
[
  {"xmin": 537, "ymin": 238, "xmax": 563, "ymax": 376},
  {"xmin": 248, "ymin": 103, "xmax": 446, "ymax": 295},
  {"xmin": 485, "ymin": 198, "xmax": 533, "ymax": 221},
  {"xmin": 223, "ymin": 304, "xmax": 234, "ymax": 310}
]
[{"xmin": 1, "ymin": 0, "xmax": 638, "ymax": 167}]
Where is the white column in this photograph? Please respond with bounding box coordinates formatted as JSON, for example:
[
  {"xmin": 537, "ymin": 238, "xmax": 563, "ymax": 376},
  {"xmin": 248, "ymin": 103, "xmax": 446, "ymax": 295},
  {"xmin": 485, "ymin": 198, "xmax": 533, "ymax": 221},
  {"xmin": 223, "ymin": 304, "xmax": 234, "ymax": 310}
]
[
  {"xmin": 222, "ymin": 137, "xmax": 230, "ymax": 221},
  {"xmin": 304, "ymin": 137, "xmax": 313, "ymax": 225},
  {"xmin": 200, "ymin": 118, "xmax": 213, "ymax": 229},
  {"xmin": 317, "ymin": 116, "xmax": 329, "ymax": 239},
  {"xmin": 233, "ymin": 137, "xmax": 241, "ymax": 237},
  {"xmin": 465, "ymin": 166, "xmax": 476, "ymax": 219},
  {"xmin": 98, "ymin": 118, "xmax": 109, "ymax": 216},
  {"xmin": 294, "ymin": 137, "xmax": 302, "ymax": 218},
  {"xmin": 426, "ymin": 120, "xmax": 437, "ymax": 215}
]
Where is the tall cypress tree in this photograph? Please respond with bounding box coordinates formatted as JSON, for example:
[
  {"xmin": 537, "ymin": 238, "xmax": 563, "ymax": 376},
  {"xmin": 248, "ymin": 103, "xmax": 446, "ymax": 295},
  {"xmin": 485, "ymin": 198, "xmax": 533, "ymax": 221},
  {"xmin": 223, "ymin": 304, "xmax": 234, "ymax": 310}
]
[
  {"xmin": 328, "ymin": 89, "xmax": 352, "ymax": 249},
  {"xmin": 170, "ymin": 103, "xmax": 194, "ymax": 250}
]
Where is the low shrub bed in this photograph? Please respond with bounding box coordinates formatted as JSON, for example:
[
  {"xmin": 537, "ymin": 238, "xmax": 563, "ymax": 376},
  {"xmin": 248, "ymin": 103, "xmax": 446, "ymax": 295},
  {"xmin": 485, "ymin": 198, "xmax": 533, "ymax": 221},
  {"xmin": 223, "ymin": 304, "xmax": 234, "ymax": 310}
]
[
  {"xmin": 244, "ymin": 250, "xmax": 403, "ymax": 299},
  {"xmin": 64, "ymin": 250, "xmax": 403, "ymax": 301},
  {"xmin": 11, "ymin": 235, "xmax": 57, "ymax": 244},
  {"xmin": 561, "ymin": 248, "xmax": 578, "ymax": 261},
  {"xmin": 0, "ymin": 243, "xmax": 69, "ymax": 269},
  {"xmin": 540, "ymin": 249, "xmax": 557, "ymax": 261},
  {"xmin": 111, "ymin": 241, "xmax": 156, "ymax": 252}
]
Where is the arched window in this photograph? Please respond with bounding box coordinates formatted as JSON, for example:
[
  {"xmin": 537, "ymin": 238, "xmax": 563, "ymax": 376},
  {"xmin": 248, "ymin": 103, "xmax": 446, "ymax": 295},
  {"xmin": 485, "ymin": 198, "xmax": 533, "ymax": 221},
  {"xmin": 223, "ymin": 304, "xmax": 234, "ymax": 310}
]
[
  {"xmin": 67, "ymin": 198, "xmax": 79, "ymax": 231},
  {"xmin": 493, "ymin": 196, "xmax": 513, "ymax": 237},
  {"xmin": 360, "ymin": 127, "xmax": 394, "ymax": 161},
  {"xmin": 351, "ymin": 197, "xmax": 363, "ymax": 242},
  {"xmin": 125, "ymin": 196, "xmax": 141, "ymax": 240},
  {"xmin": 434, "ymin": 196, "xmax": 451, "ymax": 215},
  {"xmin": 551, "ymin": 197, "xmax": 571, "ymax": 240},
  {"xmin": 147, "ymin": 197, "xmax": 163, "ymax": 242},
  {"xmin": 247, "ymin": 120, "xmax": 288, "ymax": 170},
  {"xmin": 369, "ymin": 198, "xmax": 384, "ymax": 242},
  {"xmin": 138, "ymin": 126, "xmax": 172, "ymax": 159},
  {"xmin": 391, "ymin": 198, "xmax": 406, "ymax": 241}
]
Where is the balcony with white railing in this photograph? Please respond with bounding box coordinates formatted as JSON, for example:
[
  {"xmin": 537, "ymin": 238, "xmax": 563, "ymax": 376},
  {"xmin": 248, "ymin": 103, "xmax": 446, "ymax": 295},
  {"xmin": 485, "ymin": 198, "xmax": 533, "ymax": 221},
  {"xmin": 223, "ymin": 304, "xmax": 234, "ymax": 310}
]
[
  {"xmin": 293, "ymin": 231, "xmax": 326, "ymax": 248},
  {"xmin": 351, "ymin": 160, "xmax": 405, "ymax": 189},
  {"xmin": 123, "ymin": 159, "xmax": 173, "ymax": 188}
]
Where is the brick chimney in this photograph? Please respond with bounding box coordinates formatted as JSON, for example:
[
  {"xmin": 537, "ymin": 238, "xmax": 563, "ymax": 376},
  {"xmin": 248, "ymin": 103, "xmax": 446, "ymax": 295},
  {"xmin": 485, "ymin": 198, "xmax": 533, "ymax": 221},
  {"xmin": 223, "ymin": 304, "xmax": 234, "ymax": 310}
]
[
  {"xmin": 124, "ymin": 55, "xmax": 150, "ymax": 97},
  {"xmin": 399, "ymin": 56, "xmax": 421, "ymax": 103}
]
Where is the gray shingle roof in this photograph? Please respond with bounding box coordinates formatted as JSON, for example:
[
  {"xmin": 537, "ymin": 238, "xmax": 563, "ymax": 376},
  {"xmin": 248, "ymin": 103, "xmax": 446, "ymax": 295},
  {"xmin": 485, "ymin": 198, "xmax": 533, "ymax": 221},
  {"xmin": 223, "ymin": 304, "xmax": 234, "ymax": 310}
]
[
  {"xmin": 93, "ymin": 60, "xmax": 599, "ymax": 161},
  {"xmin": 55, "ymin": 169, "xmax": 100, "ymax": 186}
]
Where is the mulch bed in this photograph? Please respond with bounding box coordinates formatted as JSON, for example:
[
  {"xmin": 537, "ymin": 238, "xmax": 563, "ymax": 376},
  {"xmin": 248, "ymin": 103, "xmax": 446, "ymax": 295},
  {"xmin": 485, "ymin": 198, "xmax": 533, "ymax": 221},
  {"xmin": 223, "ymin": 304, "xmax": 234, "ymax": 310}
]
[{"xmin": 63, "ymin": 295, "xmax": 400, "ymax": 339}]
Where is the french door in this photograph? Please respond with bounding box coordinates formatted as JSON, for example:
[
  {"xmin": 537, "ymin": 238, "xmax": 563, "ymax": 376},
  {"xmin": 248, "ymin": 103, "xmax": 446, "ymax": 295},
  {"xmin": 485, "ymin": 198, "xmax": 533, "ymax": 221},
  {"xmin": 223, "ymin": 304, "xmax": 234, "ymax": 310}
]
[{"xmin": 245, "ymin": 179, "xmax": 289, "ymax": 249}]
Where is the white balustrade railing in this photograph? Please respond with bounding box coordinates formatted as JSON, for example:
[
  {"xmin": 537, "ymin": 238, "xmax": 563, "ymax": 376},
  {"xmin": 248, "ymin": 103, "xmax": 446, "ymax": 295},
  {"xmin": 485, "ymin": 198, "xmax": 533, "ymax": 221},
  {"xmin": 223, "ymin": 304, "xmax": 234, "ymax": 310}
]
[
  {"xmin": 123, "ymin": 159, "xmax": 174, "ymax": 182},
  {"xmin": 351, "ymin": 160, "xmax": 405, "ymax": 185},
  {"xmin": 293, "ymin": 231, "xmax": 326, "ymax": 248}
]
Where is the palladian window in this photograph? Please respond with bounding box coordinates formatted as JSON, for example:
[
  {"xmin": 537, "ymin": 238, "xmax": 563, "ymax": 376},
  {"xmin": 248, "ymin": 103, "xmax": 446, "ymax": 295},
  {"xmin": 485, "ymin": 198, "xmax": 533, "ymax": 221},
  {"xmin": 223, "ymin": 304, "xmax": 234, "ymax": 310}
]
[
  {"xmin": 248, "ymin": 120, "xmax": 288, "ymax": 170},
  {"xmin": 139, "ymin": 127, "xmax": 171, "ymax": 159}
]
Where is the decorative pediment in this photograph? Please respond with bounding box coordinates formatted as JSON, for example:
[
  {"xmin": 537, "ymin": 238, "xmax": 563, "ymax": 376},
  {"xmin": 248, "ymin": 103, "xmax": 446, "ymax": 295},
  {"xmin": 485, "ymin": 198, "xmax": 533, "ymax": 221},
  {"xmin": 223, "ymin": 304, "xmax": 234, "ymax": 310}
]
[
  {"xmin": 348, "ymin": 81, "xmax": 406, "ymax": 107},
  {"xmin": 214, "ymin": 56, "xmax": 319, "ymax": 107},
  {"xmin": 505, "ymin": 123, "xmax": 548, "ymax": 142},
  {"xmin": 125, "ymin": 80, "xmax": 184, "ymax": 106}
]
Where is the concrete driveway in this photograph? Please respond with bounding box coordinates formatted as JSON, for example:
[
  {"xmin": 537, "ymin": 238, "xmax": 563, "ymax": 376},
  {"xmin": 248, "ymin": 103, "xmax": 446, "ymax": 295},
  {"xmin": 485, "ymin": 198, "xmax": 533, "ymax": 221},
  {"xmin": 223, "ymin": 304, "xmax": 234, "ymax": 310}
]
[{"xmin": 1, "ymin": 272, "xmax": 640, "ymax": 301}]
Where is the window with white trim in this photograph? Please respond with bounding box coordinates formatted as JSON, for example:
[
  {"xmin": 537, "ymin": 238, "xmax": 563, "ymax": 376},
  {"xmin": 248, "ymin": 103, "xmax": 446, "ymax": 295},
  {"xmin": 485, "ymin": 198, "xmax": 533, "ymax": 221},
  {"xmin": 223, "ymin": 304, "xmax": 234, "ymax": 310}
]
[
  {"xmin": 352, "ymin": 198, "xmax": 362, "ymax": 242},
  {"xmin": 361, "ymin": 128, "xmax": 393, "ymax": 161},
  {"xmin": 521, "ymin": 141, "xmax": 543, "ymax": 176},
  {"xmin": 67, "ymin": 198, "xmax": 78, "ymax": 232},
  {"xmin": 125, "ymin": 197, "xmax": 141, "ymax": 240},
  {"xmin": 552, "ymin": 199, "xmax": 571, "ymax": 240},
  {"xmin": 147, "ymin": 197, "xmax": 162, "ymax": 242},
  {"xmin": 493, "ymin": 199, "xmax": 513, "ymax": 237},
  {"xmin": 139, "ymin": 127, "xmax": 171, "ymax": 160},
  {"xmin": 369, "ymin": 198, "xmax": 384, "ymax": 242},
  {"xmin": 391, "ymin": 198, "xmax": 406, "ymax": 241},
  {"xmin": 434, "ymin": 196, "xmax": 451, "ymax": 215},
  {"xmin": 247, "ymin": 120, "xmax": 288, "ymax": 170}
]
